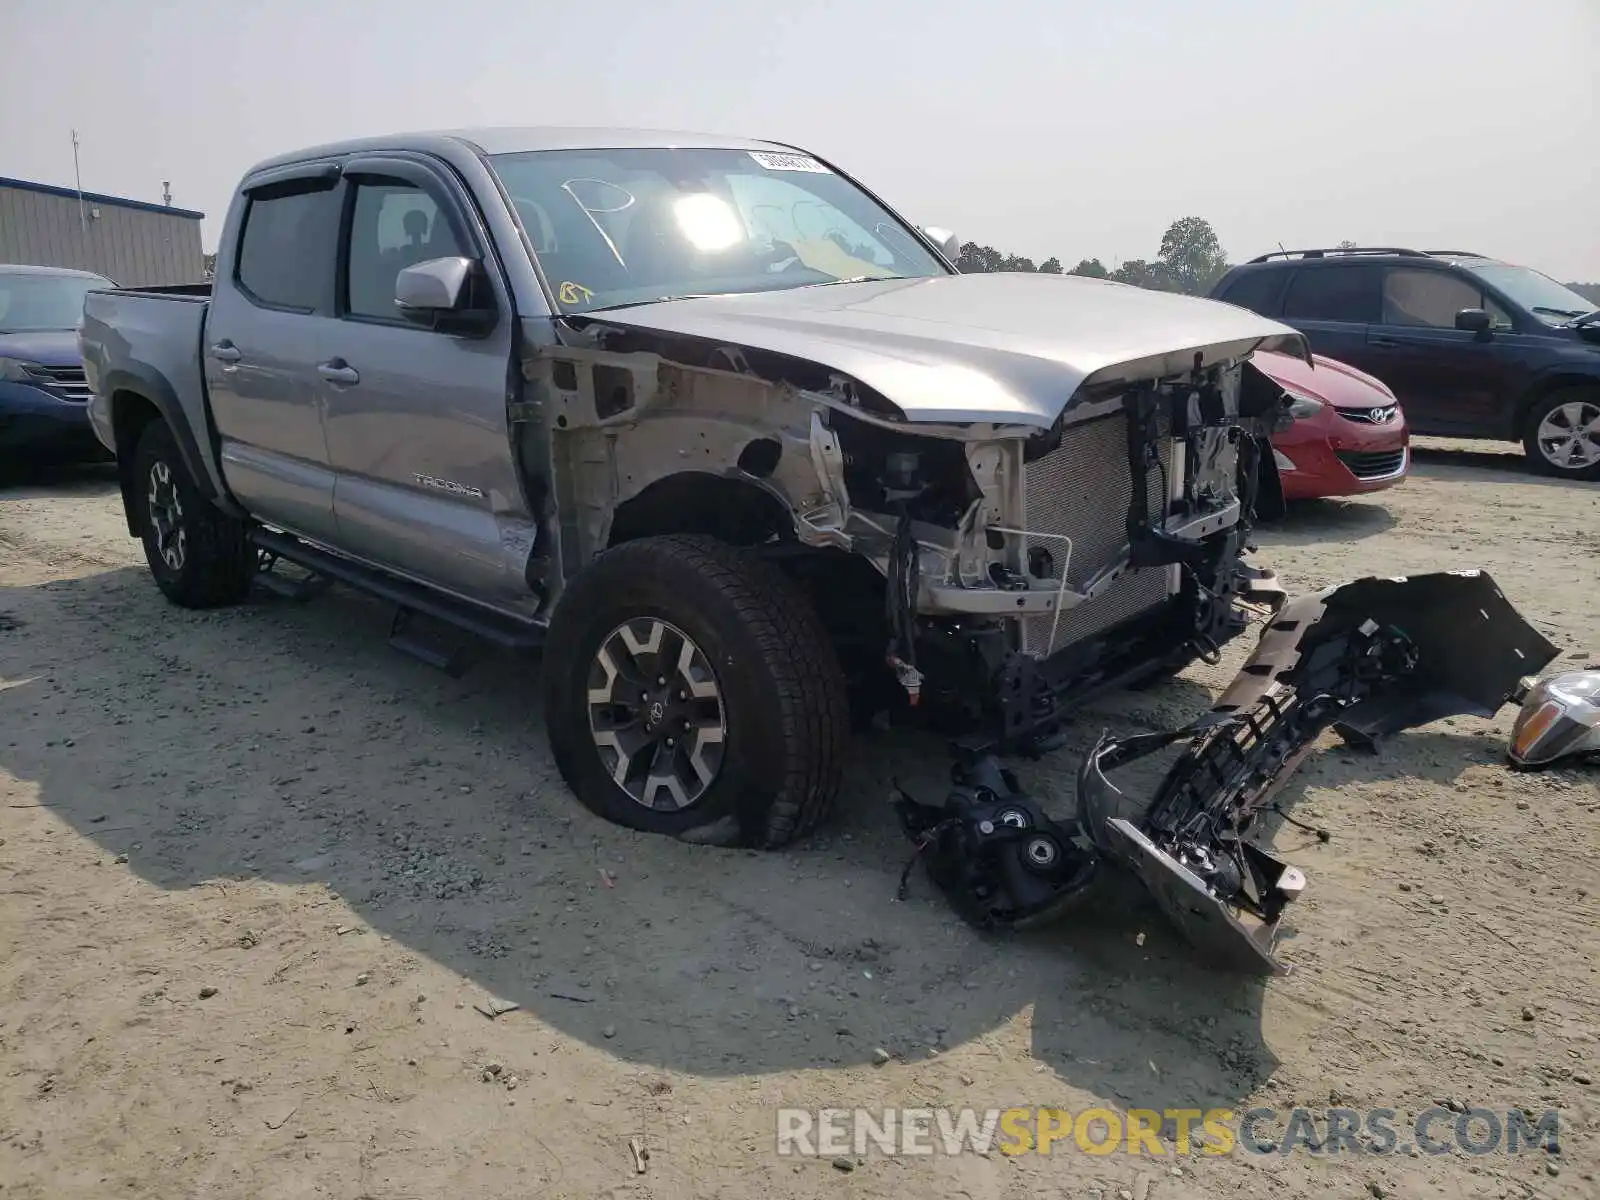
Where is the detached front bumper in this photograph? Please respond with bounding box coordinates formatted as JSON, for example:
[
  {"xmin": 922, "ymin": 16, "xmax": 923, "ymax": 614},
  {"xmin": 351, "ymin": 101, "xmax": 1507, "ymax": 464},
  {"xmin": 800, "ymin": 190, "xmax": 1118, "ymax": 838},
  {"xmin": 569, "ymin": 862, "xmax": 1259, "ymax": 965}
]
[
  {"xmin": 1077, "ymin": 569, "xmax": 1557, "ymax": 973},
  {"xmin": 898, "ymin": 570, "xmax": 1558, "ymax": 976}
]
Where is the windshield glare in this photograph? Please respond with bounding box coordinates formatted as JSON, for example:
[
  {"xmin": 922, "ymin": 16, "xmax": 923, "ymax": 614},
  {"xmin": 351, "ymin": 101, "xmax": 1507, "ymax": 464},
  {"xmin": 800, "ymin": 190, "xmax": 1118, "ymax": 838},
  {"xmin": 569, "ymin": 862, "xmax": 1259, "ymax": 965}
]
[
  {"xmin": 1460, "ymin": 262, "xmax": 1595, "ymax": 323},
  {"xmin": 487, "ymin": 147, "xmax": 949, "ymax": 313},
  {"xmin": 0, "ymin": 272, "xmax": 113, "ymax": 333}
]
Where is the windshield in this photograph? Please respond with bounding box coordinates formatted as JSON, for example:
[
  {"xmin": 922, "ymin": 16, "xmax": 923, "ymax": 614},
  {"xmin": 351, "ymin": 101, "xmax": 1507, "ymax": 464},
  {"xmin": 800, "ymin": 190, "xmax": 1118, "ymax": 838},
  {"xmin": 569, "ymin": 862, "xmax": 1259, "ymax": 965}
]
[
  {"xmin": 487, "ymin": 147, "xmax": 950, "ymax": 314},
  {"xmin": 1458, "ymin": 262, "xmax": 1596, "ymax": 323},
  {"xmin": 0, "ymin": 272, "xmax": 114, "ymax": 333}
]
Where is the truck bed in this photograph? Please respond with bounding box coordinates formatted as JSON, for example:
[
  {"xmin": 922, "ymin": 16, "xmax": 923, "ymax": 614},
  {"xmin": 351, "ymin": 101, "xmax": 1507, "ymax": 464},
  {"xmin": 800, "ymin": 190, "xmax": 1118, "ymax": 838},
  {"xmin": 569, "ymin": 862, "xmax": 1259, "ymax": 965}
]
[
  {"xmin": 80, "ymin": 285, "xmax": 228, "ymax": 497},
  {"xmin": 105, "ymin": 283, "xmax": 212, "ymax": 300}
]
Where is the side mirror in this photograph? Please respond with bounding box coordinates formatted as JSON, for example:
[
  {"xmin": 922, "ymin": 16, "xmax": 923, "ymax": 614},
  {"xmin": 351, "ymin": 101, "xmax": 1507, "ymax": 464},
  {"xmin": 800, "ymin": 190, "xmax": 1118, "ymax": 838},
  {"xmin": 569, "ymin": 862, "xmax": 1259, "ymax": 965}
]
[
  {"xmin": 395, "ymin": 256, "xmax": 495, "ymax": 333},
  {"xmin": 396, "ymin": 256, "xmax": 472, "ymax": 311},
  {"xmin": 919, "ymin": 226, "xmax": 962, "ymax": 263},
  {"xmin": 1455, "ymin": 307, "xmax": 1492, "ymax": 335}
]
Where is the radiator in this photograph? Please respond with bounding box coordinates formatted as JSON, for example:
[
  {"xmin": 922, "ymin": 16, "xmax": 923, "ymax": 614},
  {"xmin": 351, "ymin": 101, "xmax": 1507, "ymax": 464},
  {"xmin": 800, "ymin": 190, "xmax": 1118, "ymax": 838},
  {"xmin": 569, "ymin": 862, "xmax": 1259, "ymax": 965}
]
[{"xmin": 1019, "ymin": 411, "xmax": 1177, "ymax": 659}]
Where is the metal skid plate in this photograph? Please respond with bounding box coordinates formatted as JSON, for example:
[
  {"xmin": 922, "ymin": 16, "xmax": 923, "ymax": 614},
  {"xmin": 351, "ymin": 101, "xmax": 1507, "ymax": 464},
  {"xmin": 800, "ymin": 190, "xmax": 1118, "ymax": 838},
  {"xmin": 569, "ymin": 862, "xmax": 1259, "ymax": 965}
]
[{"xmin": 1101, "ymin": 818, "xmax": 1289, "ymax": 975}]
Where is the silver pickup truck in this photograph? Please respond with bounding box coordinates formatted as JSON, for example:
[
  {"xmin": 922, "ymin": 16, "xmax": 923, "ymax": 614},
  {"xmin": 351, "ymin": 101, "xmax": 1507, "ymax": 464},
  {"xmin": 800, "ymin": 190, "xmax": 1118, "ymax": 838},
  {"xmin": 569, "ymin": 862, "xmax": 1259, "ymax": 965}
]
[{"xmin": 79, "ymin": 125, "xmax": 1316, "ymax": 847}]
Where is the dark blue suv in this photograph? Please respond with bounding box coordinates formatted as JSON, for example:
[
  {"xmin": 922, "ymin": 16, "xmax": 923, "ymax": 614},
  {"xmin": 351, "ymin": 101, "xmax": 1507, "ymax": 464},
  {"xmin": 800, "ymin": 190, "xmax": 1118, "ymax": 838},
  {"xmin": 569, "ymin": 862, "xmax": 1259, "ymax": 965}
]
[
  {"xmin": 0, "ymin": 264, "xmax": 115, "ymax": 465},
  {"xmin": 1210, "ymin": 248, "xmax": 1600, "ymax": 480}
]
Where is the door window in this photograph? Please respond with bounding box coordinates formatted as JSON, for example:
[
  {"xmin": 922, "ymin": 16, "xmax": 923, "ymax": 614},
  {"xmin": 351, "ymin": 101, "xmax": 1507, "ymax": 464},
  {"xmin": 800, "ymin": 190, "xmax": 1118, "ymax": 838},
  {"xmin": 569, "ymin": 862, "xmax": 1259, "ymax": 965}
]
[
  {"xmin": 1281, "ymin": 264, "xmax": 1382, "ymax": 323},
  {"xmin": 236, "ymin": 186, "xmax": 337, "ymax": 310},
  {"xmin": 1382, "ymin": 268, "xmax": 1512, "ymax": 329},
  {"xmin": 1216, "ymin": 268, "xmax": 1288, "ymax": 316},
  {"xmin": 344, "ymin": 182, "xmax": 466, "ymax": 322}
]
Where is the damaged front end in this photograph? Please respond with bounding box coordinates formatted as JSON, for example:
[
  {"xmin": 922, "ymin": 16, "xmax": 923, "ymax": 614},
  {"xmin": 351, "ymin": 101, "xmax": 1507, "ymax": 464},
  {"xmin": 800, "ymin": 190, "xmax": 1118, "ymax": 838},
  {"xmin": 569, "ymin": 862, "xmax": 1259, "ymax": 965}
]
[
  {"xmin": 896, "ymin": 570, "xmax": 1558, "ymax": 974},
  {"xmin": 873, "ymin": 351, "xmax": 1299, "ymax": 755}
]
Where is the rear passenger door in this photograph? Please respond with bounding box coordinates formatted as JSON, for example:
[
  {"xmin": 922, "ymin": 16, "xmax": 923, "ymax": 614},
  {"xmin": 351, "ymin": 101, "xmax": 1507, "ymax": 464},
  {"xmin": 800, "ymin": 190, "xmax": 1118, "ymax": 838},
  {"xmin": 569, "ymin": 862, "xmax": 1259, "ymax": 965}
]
[
  {"xmin": 205, "ymin": 168, "xmax": 341, "ymax": 542},
  {"xmin": 1365, "ymin": 266, "xmax": 1519, "ymax": 435},
  {"xmin": 1278, "ymin": 263, "xmax": 1384, "ymax": 377},
  {"xmin": 320, "ymin": 156, "xmax": 534, "ymax": 609}
]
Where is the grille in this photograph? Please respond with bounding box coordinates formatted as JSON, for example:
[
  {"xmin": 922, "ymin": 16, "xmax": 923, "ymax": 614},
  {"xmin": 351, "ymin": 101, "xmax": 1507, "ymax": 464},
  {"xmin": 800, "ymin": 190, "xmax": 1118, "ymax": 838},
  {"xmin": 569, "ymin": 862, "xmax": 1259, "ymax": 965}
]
[
  {"xmin": 1336, "ymin": 448, "xmax": 1406, "ymax": 479},
  {"xmin": 23, "ymin": 364, "xmax": 91, "ymax": 402},
  {"xmin": 1018, "ymin": 412, "xmax": 1177, "ymax": 659},
  {"xmin": 1336, "ymin": 404, "xmax": 1399, "ymax": 426}
]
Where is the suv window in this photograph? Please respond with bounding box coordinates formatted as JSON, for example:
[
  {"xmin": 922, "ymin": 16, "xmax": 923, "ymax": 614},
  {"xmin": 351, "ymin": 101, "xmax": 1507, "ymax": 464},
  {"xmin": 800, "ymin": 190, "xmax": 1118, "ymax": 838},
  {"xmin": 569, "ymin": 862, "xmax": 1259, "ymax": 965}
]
[
  {"xmin": 1382, "ymin": 268, "xmax": 1512, "ymax": 329},
  {"xmin": 1281, "ymin": 264, "xmax": 1382, "ymax": 323},
  {"xmin": 236, "ymin": 187, "xmax": 335, "ymax": 310},
  {"xmin": 344, "ymin": 181, "xmax": 466, "ymax": 321},
  {"xmin": 1216, "ymin": 269, "xmax": 1286, "ymax": 316}
]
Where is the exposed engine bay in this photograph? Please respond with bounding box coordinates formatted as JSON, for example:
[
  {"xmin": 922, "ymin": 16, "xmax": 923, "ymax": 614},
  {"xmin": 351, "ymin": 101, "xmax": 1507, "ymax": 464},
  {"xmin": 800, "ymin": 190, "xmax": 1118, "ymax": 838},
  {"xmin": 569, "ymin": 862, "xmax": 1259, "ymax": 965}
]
[
  {"xmin": 895, "ymin": 570, "xmax": 1559, "ymax": 974},
  {"xmin": 543, "ymin": 311, "xmax": 1298, "ymax": 754}
]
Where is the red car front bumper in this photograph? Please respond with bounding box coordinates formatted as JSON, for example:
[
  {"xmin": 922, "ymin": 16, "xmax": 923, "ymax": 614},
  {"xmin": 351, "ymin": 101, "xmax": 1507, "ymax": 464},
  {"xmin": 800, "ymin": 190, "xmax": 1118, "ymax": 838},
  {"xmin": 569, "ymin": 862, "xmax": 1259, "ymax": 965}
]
[
  {"xmin": 1273, "ymin": 403, "xmax": 1409, "ymax": 500},
  {"xmin": 1254, "ymin": 350, "xmax": 1411, "ymax": 501}
]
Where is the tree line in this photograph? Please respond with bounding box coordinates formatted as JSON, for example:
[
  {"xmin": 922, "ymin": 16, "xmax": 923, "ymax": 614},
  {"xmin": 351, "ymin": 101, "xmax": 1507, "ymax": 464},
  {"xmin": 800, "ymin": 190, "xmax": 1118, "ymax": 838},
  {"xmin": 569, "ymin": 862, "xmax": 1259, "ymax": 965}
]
[
  {"xmin": 955, "ymin": 216, "xmax": 1231, "ymax": 295},
  {"xmin": 955, "ymin": 221, "xmax": 1600, "ymax": 308}
]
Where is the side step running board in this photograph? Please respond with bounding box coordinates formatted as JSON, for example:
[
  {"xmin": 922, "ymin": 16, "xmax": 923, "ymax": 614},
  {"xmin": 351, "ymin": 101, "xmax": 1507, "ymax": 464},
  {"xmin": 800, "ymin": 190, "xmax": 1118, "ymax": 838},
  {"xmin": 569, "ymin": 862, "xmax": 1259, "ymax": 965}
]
[
  {"xmin": 253, "ymin": 557, "xmax": 334, "ymax": 602},
  {"xmin": 248, "ymin": 529, "xmax": 546, "ymax": 670}
]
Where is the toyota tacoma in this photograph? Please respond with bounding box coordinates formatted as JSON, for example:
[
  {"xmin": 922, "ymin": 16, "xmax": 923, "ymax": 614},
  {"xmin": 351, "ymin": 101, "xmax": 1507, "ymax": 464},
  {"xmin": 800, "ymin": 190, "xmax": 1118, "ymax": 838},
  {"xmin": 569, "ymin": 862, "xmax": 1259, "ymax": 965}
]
[{"xmin": 80, "ymin": 128, "xmax": 1554, "ymax": 972}]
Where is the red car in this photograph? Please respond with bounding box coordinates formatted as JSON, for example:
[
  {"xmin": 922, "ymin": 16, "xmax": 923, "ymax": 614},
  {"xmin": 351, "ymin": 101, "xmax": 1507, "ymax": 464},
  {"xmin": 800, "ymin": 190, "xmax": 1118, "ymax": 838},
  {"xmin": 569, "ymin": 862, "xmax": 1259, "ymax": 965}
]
[{"xmin": 1255, "ymin": 350, "xmax": 1410, "ymax": 500}]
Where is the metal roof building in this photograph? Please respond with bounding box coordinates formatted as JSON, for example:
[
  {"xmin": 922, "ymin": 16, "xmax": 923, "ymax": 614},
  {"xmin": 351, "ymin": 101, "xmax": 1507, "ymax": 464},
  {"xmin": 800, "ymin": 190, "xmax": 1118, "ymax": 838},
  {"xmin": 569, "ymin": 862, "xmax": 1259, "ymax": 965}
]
[{"xmin": 0, "ymin": 176, "xmax": 205, "ymax": 287}]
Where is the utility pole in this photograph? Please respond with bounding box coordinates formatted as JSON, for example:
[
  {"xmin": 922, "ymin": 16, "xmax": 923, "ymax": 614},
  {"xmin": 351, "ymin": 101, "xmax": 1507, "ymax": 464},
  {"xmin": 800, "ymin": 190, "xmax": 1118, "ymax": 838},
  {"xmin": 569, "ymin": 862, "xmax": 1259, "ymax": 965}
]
[{"xmin": 71, "ymin": 129, "xmax": 87, "ymax": 237}]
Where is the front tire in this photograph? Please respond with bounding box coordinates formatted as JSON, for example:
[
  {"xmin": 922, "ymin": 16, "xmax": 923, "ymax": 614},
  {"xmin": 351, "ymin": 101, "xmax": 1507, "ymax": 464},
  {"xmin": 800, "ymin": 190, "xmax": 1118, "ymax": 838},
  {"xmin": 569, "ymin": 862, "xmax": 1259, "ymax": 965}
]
[
  {"xmin": 542, "ymin": 534, "xmax": 849, "ymax": 849},
  {"xmin": 132, "ymin": 420, "xmax": 254, "ymax": 607},
  {"xmin": 1522, "ymin": 388, "xmax": 1600, "ymax": 481}
]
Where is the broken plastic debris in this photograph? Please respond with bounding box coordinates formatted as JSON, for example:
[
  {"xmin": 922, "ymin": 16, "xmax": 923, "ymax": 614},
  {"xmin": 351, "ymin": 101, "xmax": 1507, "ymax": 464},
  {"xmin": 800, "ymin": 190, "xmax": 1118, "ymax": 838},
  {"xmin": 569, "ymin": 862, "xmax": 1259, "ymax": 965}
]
[{"xmin": 473, "ymin": 997, "xmax": 520, "ymax": 1020}]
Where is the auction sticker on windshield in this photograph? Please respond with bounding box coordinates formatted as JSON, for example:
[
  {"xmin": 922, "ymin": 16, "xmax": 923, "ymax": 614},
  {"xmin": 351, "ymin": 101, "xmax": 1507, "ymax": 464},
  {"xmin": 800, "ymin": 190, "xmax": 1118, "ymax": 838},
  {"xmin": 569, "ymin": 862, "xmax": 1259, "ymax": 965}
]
[{"xmin": 749, "ymin": 151, "xmax": 831, "ymax": 173}]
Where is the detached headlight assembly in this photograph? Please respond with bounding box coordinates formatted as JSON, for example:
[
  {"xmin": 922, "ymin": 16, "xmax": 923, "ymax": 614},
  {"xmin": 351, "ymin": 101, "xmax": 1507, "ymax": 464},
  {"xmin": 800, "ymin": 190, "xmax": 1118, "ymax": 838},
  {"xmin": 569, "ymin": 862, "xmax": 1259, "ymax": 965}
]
[{"xmin": 1284, "ymin": 387, "xmax": 1324, "ymax": 420}]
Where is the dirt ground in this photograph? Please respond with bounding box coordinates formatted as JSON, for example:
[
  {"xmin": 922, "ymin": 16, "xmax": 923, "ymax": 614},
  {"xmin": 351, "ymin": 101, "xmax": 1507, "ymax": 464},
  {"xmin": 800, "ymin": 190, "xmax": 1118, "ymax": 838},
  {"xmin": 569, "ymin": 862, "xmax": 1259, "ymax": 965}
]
[{"xmin": 2, "ymin": 439, "xmax": 1596, "ymax": 1200}]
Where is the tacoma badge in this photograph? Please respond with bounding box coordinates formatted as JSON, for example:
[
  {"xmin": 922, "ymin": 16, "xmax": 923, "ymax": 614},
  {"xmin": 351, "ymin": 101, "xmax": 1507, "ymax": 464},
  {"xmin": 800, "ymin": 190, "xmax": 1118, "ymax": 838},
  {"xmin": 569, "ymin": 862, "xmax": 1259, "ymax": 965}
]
[{"xmin": 414, "ymin": 473, "xmax": 485, "ymax": 499}]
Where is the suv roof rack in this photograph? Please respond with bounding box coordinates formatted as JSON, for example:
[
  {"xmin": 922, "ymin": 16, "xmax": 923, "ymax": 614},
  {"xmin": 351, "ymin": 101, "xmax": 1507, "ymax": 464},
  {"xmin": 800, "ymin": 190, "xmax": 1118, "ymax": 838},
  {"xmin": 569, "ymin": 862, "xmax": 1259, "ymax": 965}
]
[
  {"xmin": 1421, "ymin": 249, "xmax": 1487, "ymax": 258},
  {"xmin": 1246, "ymin": 247, "xmax": 1431, "ymax": 264}
]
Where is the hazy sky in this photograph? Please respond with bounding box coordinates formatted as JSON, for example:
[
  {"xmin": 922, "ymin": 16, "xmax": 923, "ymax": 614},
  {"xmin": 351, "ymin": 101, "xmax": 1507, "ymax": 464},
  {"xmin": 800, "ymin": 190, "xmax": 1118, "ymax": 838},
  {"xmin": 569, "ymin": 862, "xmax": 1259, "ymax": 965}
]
[{"xmin": 4, "ymin": 0, "xmax": 1597, "ymax": 277}]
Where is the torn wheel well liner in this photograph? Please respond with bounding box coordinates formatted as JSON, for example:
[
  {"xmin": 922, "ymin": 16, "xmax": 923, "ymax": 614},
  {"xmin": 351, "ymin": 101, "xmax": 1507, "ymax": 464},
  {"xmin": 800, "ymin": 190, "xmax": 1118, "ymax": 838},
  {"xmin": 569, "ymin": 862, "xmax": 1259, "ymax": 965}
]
[{"xmin": 606, "ymin": 471, "xmax": 794, "ymax": 549}]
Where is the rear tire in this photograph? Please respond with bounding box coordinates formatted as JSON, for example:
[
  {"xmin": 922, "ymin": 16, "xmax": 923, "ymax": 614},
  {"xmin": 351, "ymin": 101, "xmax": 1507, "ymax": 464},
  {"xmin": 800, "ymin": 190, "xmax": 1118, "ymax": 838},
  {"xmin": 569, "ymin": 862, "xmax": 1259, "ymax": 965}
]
[
  {"xmin": 1521, "ymin": 387, "xmax": 1600, "ymax": 481},
  {"xmin": 132, "ymin": 420, "xmax": 254, "ymax": 608},
  {"xmin": 542, "ymin": 534, "xmax": 849, "ymax": 849}
]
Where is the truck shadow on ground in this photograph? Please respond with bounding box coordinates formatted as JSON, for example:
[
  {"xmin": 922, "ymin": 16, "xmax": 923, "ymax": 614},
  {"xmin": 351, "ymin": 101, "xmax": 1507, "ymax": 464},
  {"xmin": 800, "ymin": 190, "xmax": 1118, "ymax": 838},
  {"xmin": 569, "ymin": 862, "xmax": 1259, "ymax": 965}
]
[{"xmin": 0, "ymin": 563, "xmax": 1432, "ymax": 1110}]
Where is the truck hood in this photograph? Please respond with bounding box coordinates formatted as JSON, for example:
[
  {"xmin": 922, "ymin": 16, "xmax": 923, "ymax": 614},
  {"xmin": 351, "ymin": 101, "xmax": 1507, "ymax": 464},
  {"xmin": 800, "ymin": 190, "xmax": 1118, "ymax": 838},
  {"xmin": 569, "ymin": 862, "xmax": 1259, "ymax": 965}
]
[
  {"xmin": 580, "ymin": 273, "xmax": 1308, "ymax": 428},
  {"xmin": 0, "ymin": 329, "xmax": 82, "ymax": 368}
]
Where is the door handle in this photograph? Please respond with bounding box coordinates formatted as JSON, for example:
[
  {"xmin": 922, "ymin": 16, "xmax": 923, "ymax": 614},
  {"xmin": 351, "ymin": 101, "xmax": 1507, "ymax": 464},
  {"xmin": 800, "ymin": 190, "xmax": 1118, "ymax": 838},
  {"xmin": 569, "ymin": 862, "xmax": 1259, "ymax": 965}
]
[
  {"xmin": 1369, "ymin": 336, "xmax": 1399, "ymax": 348},
  {"xmin": 210, "ymin": 341, "xmax": 242, "ymax": 364},
  {"xmin": 316, "ymin": 359, "xmax": 360, "ymax": 386}
]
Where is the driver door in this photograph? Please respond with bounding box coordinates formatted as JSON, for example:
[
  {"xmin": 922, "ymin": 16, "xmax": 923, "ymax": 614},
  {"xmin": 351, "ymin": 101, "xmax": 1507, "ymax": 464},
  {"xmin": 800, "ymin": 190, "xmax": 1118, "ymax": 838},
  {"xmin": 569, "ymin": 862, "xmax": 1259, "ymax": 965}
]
[
  {"xmin": 1364, "ymin": 266, "xmax": 1520, "ymax": 435},
  {"xmin": 320, "ymin": 156, "xmax": 534, "ymax": 610}
]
